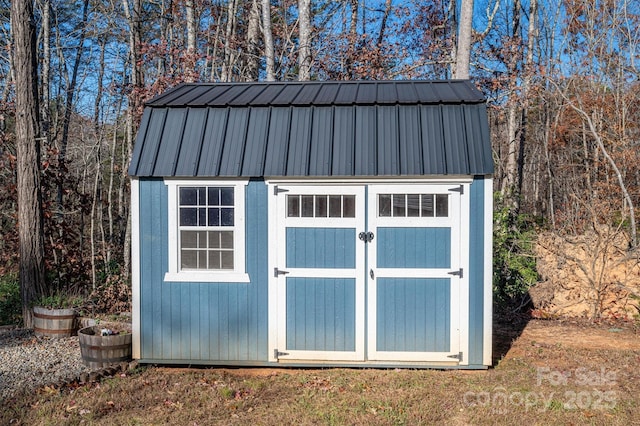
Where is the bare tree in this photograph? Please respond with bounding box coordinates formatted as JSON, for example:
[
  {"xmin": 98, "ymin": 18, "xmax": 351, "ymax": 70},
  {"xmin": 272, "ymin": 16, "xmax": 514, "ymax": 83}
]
[
  {"xmin": 37, "ymin": 0, "xmax": 51, "ymax": 147},
  {"xmin": 11, "ymin": 0, "xmax": 47, "ymax": 326},
  {"xmin": 245, "ymin": 0, "xmax": 261, "ymax": 81},
  {"xmin": 57, "ymin": 0, "xmax": 91, "ymax": 209},
  {"xmin": 221, "ymin": 0, "xmax": 238, "ymax": 82},
  {"xmin": 298, "ymin": 0, "xmax": 311, "ymax": 81},
  {"xmin": 185, "ymin": 0, "xmax": 198, "ymax": 82},
  {"xmin": 262, "ymin": 0, "xmax": 275, "ymax": 81},
  {"xmin": 454, "ymin": 0, "xmax": 473, "ymax": 79}
]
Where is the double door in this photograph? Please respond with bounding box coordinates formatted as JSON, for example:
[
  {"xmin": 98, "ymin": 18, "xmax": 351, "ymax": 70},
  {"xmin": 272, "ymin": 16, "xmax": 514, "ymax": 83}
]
[{"xmin": 270, "ymin": 183, "xmax": 467, "ymax": 364}]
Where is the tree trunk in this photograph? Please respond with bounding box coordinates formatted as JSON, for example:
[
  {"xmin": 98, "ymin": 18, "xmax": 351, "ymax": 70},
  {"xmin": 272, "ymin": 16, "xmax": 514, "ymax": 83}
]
[
  {"xmin": 298, "ymin": 0, "xmax": 311, "ymax": 81},
  {"xmin": 245, "ymin": 0, "xmax": 261, "ymax": 81},
  {"xmin": 185, "ymin": 0, "xmax": 197, "ymax": 81},
  {"xmin": 221, "ymin": 0, "xmax": 238, "ymax": 82},
  {"xmin": 12, "ymin": 0, "xmax": 47, "ymax": 328},
  {"xmin": 377, "ymin": 0, "xmax": 392, "ymax": 47},
  {"xmin": 447, "ymin": 0, "xmax": 457, "ymax": 78},
  {"xmin": 58, "ymin": 0, "xmax": 90, "ymax": 184},
  {"xmin": 454, "ymin": 0, "xmax": 474, "ymax": 79},
  {"xmin": 38, "ymin": 0, "xmax": 51, "ymax": 148},
  {"xmin": 500, "ymin": 0, "xmax": 522, "ymax": 210},
  {"xmin": 122, "ymin": 0, "xmax": 143, "ymax": 281},
  {"xmin": 262, "ymin": 0, "xmax": 275, "ymax": 81},
  {"xmin": 186, "ymin": 0, "xmax": 197, "ymax": 53}
]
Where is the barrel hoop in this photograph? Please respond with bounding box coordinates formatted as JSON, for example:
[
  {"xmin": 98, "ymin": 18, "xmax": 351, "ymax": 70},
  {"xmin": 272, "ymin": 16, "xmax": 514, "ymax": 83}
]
[
  {"xmin": 33, "ymin": 312, "xmax": 76, "ymax": 320},
  {"xmin": 34, "ymin": 327, "xmax": 74, "ymax": 334},
  {"xmin": 83, "ymin": 355, "xmax": 131, "ymax": 363},
  {"xmin": 83, "ymin": 343, "xmax": 131, "ymax": 351}
]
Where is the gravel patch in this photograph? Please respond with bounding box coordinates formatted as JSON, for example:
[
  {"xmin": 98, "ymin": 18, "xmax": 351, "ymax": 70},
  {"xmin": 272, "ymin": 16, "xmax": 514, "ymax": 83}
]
[{"xmin": 0, "ymin": 328, "xmax": 92, "ymax": 401}]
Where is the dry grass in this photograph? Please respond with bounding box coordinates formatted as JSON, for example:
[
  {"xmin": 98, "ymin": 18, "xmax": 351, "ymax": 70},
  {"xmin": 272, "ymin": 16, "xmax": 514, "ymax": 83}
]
[{"xmin": 2, "ymin": 318, "xmax": 640, "ymax": 425}]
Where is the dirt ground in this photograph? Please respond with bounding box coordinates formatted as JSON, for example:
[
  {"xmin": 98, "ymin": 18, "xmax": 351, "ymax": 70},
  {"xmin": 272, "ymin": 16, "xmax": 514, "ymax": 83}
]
[{"xmin": 2, "ymin": 317, "xmax": 640, "ymax": 425}]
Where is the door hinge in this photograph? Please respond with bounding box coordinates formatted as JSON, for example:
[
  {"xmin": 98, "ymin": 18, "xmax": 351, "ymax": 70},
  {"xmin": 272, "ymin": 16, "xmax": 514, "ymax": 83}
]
[
  {"xmin": 274, "ymin": 267, "xmax": 289, "ymax": 277},
  {"xmin": 449, "ymin": 185, "xmax": 464, "ymax": 194},
  {"xmin": 274, "ymin": 349, "xmax": 289, "ymax": 359},
  {"xmin": 447, "ymin": 352, "xmax": 463, "ymax": 362},
  {"xmin": 448, "ymin": 268, "xmax": 463, "ymax": 278},
  {"xmin": 273, "ymin": 185, "xmax": 289, "ymax": 195}
]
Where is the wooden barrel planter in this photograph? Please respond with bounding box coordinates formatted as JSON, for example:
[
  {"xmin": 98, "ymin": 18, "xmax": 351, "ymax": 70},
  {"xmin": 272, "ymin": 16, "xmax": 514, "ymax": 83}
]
[
  {"xmin": 78, "ymin": 326, "xmax": 132, "ymax": 369},
  {"xmin": 33, "ymin": 306, "xmax": 77, "ymax": 338}
]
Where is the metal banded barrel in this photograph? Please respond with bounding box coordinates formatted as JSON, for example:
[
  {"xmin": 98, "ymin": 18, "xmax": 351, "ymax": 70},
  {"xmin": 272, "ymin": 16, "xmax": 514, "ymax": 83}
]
[
  {"xmin": 33, "ymin": 306, "xmax": 77, "ymax": 338},
  {"xmin": 78, "ymin": 326, "xmax": 132, "ymax": 369}
]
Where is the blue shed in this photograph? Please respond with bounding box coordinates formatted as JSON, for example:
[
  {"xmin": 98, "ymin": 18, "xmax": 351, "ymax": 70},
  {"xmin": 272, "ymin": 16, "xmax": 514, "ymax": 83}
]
[{"xmin": 129, "ymin": 80, "xmax": 494, "ymax": 368}]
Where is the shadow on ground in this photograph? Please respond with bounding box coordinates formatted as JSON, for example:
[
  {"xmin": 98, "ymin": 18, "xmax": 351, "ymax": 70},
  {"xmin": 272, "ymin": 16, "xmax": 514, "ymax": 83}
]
[{"xmin": 492, "ymin": 300, "xmax": 531, "ymax": 367}]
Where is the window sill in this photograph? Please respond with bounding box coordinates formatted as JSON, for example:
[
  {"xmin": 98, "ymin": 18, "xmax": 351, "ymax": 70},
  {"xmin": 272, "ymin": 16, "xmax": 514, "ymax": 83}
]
[{"xmin": 164, "ymin": 271, "xmax": 250, "ymax": 283}]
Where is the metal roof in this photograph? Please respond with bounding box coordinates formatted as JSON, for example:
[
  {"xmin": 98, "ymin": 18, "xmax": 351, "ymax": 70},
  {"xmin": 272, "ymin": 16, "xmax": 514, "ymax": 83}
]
[{"xmin": 129, "ymin": 80, "xmax": 494, "ymax": 177}]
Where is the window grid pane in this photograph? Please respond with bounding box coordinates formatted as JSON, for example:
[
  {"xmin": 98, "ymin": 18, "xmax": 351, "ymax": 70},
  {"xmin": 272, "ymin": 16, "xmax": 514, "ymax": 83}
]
[
  {"xmin": 379, "ymin": 194, "xmax": 391, "ymax": 217},
  {"xmin": 302, "ymin": 195, "xmax": 314, "ymax": 217},
  {"xmin": 378, "ymin": 193, "xmax": 449, "ymax": 218},
  {"xmin": 287, "ymin": 194, "xmax": 357, "ymax": 218},
  {"xmin": 393, "ymin": 194, "xmax": 406, "ymax": 217},
  {"xmin": 436, "ymin": 194, "xmax": 449, "ymax": 217},
  {"xmin": 178, "ymin": 186, "xmax": 236, "ymax": 271}
]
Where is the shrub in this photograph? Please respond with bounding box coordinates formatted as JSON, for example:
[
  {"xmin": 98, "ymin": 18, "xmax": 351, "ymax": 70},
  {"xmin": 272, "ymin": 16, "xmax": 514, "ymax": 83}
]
[
  {"xmin": 493, "ymin": 194, "xmax": 540, "ymax": 309},
  {"xmin": 0, "ymin": 275, "xmax": 21, "ymax": 325}
]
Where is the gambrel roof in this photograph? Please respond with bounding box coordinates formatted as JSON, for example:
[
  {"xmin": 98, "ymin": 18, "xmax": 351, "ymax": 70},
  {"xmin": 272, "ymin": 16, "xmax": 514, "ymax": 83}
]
[{"xmin": 128, "ymin": 80, "xmax": 493, "ymax": 177}]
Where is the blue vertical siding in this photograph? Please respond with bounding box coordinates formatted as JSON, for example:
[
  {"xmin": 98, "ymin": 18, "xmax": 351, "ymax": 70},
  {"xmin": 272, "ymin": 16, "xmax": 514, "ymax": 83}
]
[
  {"xmin": 138, "ymin": 179, "xmax": 268, "ymax": 362},
  {"xmin": 286, "ymin": 277, "xmax": 356, "ymax": 351},
  {"xmin": 377, "ymin": 227, "xmax": 451, "ymax": 268},
  {"xmin": 138, "ymin": 177, "xmax": 489, "ymax": 366},
  {"xmin": 376, "ymin": 278, "xmax": 450, "ymax": 352},
  {"xmin": 286, "ymin": 228, "xmax": 356, "ymax": 268},
  {"xmin": 468, "ymin": 177, "xmax": 486, "ymax": 365}
]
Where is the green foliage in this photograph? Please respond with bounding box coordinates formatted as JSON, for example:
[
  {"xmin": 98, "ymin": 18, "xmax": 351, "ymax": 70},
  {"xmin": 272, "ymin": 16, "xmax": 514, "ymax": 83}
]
[
  {"xmin": 32, "ymin": 292, "xmax": 84, "ymax": 309},
  {"xmin": 493, "ymin": 193, "xmax": 540, "ymax": 308},
  {"xmin": 0, "ymin": 274, "xmax": 21, "ymax": 325}
]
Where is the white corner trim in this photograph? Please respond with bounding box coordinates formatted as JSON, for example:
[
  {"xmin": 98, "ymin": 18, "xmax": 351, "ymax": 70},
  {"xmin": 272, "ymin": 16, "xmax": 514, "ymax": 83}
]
[
  {"xmin": 130, "ymin": 177, "xmax": 141, "ymax": 359},
  {"xmin": 458, "ymin": 182, "xmax": 471, "ymax": 365},
  {"xmin": 483, "ymin": 176, "xmax": 494, "ymax": 366}
]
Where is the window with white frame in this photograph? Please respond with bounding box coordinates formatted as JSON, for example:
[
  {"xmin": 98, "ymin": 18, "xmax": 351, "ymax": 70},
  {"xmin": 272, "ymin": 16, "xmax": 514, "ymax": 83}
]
[{"xmin": 165, "ymin": 180, "xmax": 249, "ymax": 282}]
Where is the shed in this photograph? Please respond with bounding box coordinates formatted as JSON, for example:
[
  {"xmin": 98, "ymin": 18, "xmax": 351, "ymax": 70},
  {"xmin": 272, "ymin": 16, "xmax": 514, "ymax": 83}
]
[{"xmin": 129, "ymin": 80, "xmax": 494, "ymax": 368}]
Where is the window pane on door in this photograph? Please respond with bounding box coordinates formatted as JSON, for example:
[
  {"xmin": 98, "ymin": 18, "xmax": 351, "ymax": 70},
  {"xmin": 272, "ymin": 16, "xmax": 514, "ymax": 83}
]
[
  {"xmin": 393, "ymin": 194, "xmax": 406, "ymax": 217},
  {"xmin": 315, "ymin": 195, "xmax": 328, "ymax": 217},
  {"xmin": 379, "ymin": 194, "xmax": 391, "ymax": 217},
  {"xmin": 302, "ymin": 195, "xmax": 314, "ymax": 217},
  {"xmin": 436, "ymin": 194, "xmax": 449, "ymax": 217},
  {"xmin": 287, "ymin": 195, "xmax": 300, "ymax": 217},
  {"xmin": 343, "ymin": 195, "xmax": 356, "ymax": 218},
  {"xmin": 421, "ymin": 194, "xmax": 434, "ymax": 217},
  {"xmin": 329, "ymin": 195, "xmax": 342, "ymax": 217},
  {"xmin": 407, "ymin": 194, "xmax": 420, "ymax": 217}
]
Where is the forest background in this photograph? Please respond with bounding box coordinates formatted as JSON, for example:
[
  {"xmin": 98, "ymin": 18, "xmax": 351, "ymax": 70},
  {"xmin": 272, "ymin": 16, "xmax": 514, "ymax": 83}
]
[{"xmin": 1, "ymin": 0, "xmax": 639, "ymax": 326}]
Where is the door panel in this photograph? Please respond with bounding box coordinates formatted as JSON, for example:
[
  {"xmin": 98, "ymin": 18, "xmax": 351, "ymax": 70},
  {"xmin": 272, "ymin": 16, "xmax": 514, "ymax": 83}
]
[
  {"xmin": 368, "ymin": 184, "xmax": 464, "ymax": 363},
  {"xmin": 376, "ymin": 278, "xmax": 450, "ymax": 352},
  {"xmin": 376, "ymin": 227, "xmax": 450, "ymax": 268},
  {"xmin": 275, "ymin": 185, "xmax": 365, "ymax": 361},
  {"xmin": 286, "ymin": 277, "xmax": 356, "ymax": 352},
  {"xmin": 286, "ymin": 228, "xmax": 356, "ymax": 268}
]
